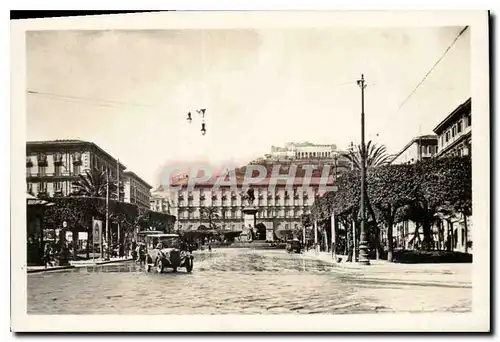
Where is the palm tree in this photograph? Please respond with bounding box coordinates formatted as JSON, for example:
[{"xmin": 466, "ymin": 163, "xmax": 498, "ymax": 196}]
[
  {"xmin": 71, "ymin": 168, "xmax": 119, "ymax": 198},
  {"xmin": 343, "ymin": 140, "xmax": 393, "ymax": 170},
  {"xmin": 342, "ymin": 141, "xmax": 392, "ymax": 259}
]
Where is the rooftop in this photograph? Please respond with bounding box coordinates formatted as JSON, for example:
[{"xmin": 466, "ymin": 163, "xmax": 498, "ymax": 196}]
[
  {"xmin": 391, "ymin": 134, "xmax": 438, "ymax": 163},
  {"xmin": 123, "ymin": 170, "xmax": 153, "ymax": 189},
  {"xmin": 26, "ymin": 139, "xmax": 127, "ymax": 171},
  {"xmin": 433, "ymin": 98, "xmax": 472, "ymax": 135}
]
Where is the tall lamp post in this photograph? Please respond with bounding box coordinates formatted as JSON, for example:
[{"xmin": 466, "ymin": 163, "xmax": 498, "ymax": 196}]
[{"xmin": 357, "ymin": 74, "xmax": 370, "ymax": 265}]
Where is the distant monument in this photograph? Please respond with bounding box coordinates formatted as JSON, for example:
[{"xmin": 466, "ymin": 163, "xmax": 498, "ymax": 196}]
[
  {"xmin": 241, "ymin": 188, "xmax": 257, "ymax": 241},
  {"xmin": 246, "ymin": 188, "xmax": 255, "ymax": 206}
]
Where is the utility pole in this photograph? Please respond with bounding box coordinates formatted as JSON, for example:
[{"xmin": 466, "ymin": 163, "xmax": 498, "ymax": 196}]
[{"xmin": 357, "ymin": 74, "xmax": 370, "ymax": 265}]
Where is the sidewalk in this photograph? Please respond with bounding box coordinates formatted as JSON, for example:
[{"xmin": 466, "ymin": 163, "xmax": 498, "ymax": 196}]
[
  {"xmin": 70, "ymin": 256, "xmax": 133, "ymax": 267},
  {"xmin": 27, "ymin": 265, "xmax": 75, "ymax": 273},
  {"xmin": 303, "ymin": 250, "xmax": 472, "ymax": 287},
  {"xmin": 27, "ymin": 256, "xmax": 133, "ymax": 273}
]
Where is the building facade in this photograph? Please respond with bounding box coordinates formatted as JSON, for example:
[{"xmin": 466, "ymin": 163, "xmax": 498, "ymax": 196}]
[
  {"xmin": 26, "ymin": 140, "xmax": 126, "ymax": 198},
  {"xmin": 391, "ymin": 135, "xmax": 438, "ymax": 165},
  {"xmin": 390, "ymin": 98, "xmax": 473, "ymax": 253},
  {"xmin": 433, "ymin": 97, "xmax": 472, "ymax": 157},
  {"xmin": 164, "ymin": 181, "xmax": 324, "ymax": 240},
  {"xmin": 265, "ymin": 142, "xmax": 338, "ymax": 161},
  {"xmin": 150, "ymin": 189, "xmax": 173, "ymax": 214},
  {"xmin": 433, "ymin": 97, "xmax": 473, "ymax": 253},
  {"xmin": 123, "ymin": 171, "xmax": 152, "ymax": 210}
]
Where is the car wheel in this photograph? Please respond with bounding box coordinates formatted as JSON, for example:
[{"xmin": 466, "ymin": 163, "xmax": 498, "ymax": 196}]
[
  {"xmin": 185, "ymin": 258, "xmax": 193, "ymax": 273},
  {"xmin": 157, "ymin": 259, "xmax": 164, "ymax": 273},
  {"xmin": 172, "ymin": 267, "xmax": 177, "ymax": 273}
]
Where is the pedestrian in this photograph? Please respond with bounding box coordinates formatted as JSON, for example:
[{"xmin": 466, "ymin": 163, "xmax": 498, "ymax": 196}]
[
  {"xmin": 43, "ymin": 243, "xmax": 51, "ymax": 268},
  {"xmin": 135, "ymin": 244, "xmax": 141, "ymax": 263}
]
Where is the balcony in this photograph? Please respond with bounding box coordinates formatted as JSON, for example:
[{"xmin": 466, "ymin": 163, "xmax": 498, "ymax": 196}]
[
  {"xmin": 53, "ymin": 153, "xmax": 64, "ymax": 166},
  {"xmin": 26, "ymin": 171, "xmax": 78, "ymax": 179}
]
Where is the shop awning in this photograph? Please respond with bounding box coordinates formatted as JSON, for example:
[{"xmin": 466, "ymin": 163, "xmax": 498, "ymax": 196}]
[{"xmin": 26, "ymin": 193, "xmax": 54, "ymax": 206}]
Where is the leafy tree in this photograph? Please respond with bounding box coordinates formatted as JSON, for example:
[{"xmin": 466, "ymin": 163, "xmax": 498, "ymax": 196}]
[
  {"xmin": 367, "ymin": 164, "xmax": 418, "ymax": 261},
  {"xmin": 200, "ymin": 206, "xmax": 220, "ymax": 230},
  {"xmin": 415, "ymin": 156, "xmax": 472, "ymax": 251},
  {"xmin": 312, "ymin": 171, "xmax": 361, "ymax": 261}
]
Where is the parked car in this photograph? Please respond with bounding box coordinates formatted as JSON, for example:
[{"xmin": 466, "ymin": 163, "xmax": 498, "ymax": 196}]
[
  {"xmin": 286, "ymin": 239, "xmax": 302, "ymax": 253},
  {"xmin": 144, "ymin": 234, "xmax": 194, "ymax": 273}
]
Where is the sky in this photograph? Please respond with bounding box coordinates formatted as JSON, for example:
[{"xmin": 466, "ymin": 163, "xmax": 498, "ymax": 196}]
[{"xmin": 26, "ymin": 26, "xmax": 470, "ymax": 187}]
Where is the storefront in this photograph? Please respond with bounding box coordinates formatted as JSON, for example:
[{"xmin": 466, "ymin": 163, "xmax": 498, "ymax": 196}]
[{"xmin": 26, "ymin": 193, "xmax": 54, "ymax": 266}]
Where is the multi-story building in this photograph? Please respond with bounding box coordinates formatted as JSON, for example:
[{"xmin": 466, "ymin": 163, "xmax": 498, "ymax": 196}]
[
  {"xmin": 150, "ymin": 189, "xmax": 172, "ymax": 214},
  {"xmin": 265, "ymin": 142, "xmax": 338, "ymax": 161},
  {"xmin": 150, "ymin": 142, "xmax": 351, "ymax": 240},
  {"xmin": 169, "ymin": 180, "xmax": 325, "ymax": 239},
  {"xmin": 391, "ymin": 135, "xmax": 438, "ymax": 165},
  {"xmin": 433, "ymin": 97, "xmax": 472, "ymax": 253},
  {"xmin": 152, "ymin": 164, "xmax": 335, "ymax": 241},
  {"xmin": 123, "ymin": 171, "xmax": 152, "ymax": 210},
  {"xmin": 391, "ymin": 98, "xmax": 472, "ymax": 253},
  {"xmin": 433, "ymin": 97, "xmax": 472, "ymax": 157},
  {"xmin": 26, "ymin": 140, "xmax": 126, "ymax": 198}
]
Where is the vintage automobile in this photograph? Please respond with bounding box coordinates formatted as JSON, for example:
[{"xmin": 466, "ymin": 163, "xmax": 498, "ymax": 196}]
[
  {"xmin": 286, "ymin": 239, "xmax": 302, "ymax": 253},
  {"xmin": 144, "ymin": 233, "xmax": 194, "ymax": 273}
]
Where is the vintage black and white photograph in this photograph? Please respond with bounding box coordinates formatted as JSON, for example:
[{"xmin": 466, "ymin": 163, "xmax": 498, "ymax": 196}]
[{"xmin": 11, "ymin": 10, "xmax": 490, "ymax": 332}]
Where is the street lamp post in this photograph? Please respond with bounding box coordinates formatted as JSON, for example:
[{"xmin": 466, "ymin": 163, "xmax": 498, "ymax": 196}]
[
  {"xmin": 104, "ymin": 169, "xmax": 110, "ymax": 260},
  {"xmin": 357, "ymin": 74, "xmax": 370, "ymax": 265}
]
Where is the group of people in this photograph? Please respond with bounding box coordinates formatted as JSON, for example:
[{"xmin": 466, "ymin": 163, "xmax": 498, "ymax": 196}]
[
  {"xmin": 129, "ymin": 241, "xmax": 147, "ymax": 264},
  {"xmin": 42, "ymin": 242, "xmax": 71, "ymax": 267}
]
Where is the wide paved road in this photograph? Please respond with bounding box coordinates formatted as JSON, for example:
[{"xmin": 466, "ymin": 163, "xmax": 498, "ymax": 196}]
[{"xmin": 27, "ymin": 248, "xmax": 471, "ymax": 314}]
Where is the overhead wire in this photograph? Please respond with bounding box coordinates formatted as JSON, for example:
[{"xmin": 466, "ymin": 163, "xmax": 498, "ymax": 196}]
[
  {"xmin": 396, "ymin": 25, "xmax": 469, "ymax": 113},
  {"xmin": 26, "ymin": 90, "xmax": 156, "ymax": 109}
]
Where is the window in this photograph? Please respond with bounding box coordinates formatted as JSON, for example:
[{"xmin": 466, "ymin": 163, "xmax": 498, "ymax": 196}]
[
  {"xmin": 73, "ymin": 165, "xmax": 81, "ymax": 175},
  {"xmin": 445, "ymin": 131, "xmax": 450, "ymax": 142},
  {"xmin": 466, "ymin": 114, "xmax": 471, "ymax": 127},
  {"xmin": 38, "ymin": 166, "xmax": 46, "ymax": 176},
  {"xmin": 39, "ymin": 182, "xmax": 47, "ymax": 193},
  {"xmin": 54, "ymin": 165, "xmax": 62, "ymax": 176},
  {"xmin": 27, "ymin": 183, "xmax": 33, "ymax": 194},
  {"xmin": 26, "ymin": 166, "xmax": 31, "ymax": 176},
  {"xmin": 457, "ymin": 120, "xmax": 463, "ymax": 133},
  {"xmin": 54, "ymin": 181, "xmax": 63, "ymax": 192},
  {"xmin": 452, "ymin": 126, "xmax": 456, "ymax": 137}
]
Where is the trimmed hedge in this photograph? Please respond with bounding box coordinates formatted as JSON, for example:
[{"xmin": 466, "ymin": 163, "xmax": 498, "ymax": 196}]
[{"xmin": 392, "ymin": 250, "xmax": 472, "ymax": 264}]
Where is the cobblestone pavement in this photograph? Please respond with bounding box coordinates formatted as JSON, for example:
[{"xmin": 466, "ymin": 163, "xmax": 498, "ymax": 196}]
[{"xmin": 27, "ymin": 248, "xmax": 471, "ymax": 314}]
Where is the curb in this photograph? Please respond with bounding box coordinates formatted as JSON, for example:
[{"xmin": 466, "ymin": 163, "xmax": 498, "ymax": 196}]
[
  {"xmin": 27, "ymin": 265, "xmax": 75, "ymax": 273},
  {"xmin": 71, "ymin": 258, "xmax": 134, "ymax": 267}
]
